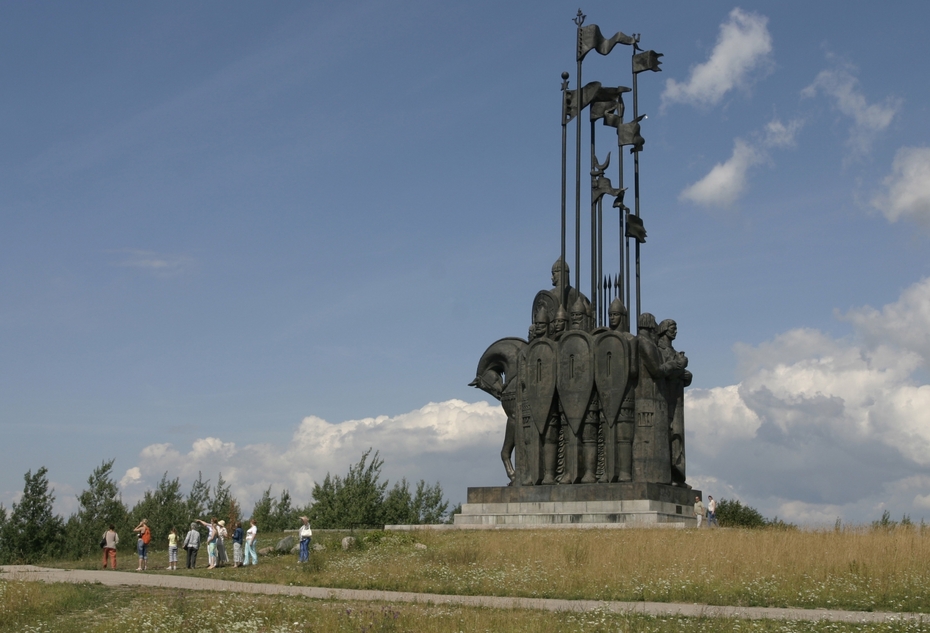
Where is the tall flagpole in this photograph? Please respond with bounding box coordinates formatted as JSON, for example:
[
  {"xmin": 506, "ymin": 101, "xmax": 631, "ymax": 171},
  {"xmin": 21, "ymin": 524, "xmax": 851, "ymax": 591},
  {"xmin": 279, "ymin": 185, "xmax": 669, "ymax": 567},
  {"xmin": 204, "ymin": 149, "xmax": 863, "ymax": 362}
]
[
  {"xmin": 590, "ymin": 115, "xmax": 597, "ymax": 319},
  {"xmin": 573, "ymin": 10, "xmax": 585, "ymax": 299},
  {"xmin": 631, "ymin": 36, "xmax": 642, "ymax": 323},
  {"xmin": 560, "ymin": 72, "xmax": 570, "ymax": 308}
]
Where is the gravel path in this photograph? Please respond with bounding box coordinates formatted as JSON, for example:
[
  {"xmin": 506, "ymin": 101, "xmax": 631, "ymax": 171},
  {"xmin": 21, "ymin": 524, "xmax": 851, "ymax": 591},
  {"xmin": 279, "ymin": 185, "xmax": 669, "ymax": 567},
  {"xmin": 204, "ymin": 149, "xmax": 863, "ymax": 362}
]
[{"xmin": 2, "ymin": 565, "xmax": 925, "ymax": 624}]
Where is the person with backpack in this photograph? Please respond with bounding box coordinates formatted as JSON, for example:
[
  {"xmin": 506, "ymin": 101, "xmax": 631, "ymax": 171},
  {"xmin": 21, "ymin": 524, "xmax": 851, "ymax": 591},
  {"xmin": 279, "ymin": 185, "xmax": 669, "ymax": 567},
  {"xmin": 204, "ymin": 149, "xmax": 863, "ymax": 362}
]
[
  {"xmin": 182, "ymin": 522, "xmax": 201, "ymax": 569},
  {"xmin": 197, "ymin": 518, "xmax": 219, "ymax": 569},
  {"xmin": 132, "ymin": 518, "xmax": 151, "ymax": 571}
]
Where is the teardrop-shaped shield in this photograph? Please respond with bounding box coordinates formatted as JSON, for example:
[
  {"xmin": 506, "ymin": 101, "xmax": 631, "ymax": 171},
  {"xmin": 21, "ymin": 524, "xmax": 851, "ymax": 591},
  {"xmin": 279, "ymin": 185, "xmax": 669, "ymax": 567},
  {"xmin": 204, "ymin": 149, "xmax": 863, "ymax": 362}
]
[
  {"xmin": 594, "ymin": 330, "xmax": 632, "ymax": 426},
  {"xmin": 557, "ymin": 330, "xmax": 595, "ymax": 435},
  {"xmin": 522, "ymin": 338, "xmax": 557, "ymax": 435}
]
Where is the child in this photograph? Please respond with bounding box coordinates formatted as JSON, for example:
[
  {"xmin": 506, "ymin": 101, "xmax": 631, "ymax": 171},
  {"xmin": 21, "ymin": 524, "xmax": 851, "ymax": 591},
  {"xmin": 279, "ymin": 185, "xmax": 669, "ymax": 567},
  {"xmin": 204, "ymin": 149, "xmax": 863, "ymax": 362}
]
[{"xmin": 167, "ymin": 526, "xmax": 179, "ymax": 570}]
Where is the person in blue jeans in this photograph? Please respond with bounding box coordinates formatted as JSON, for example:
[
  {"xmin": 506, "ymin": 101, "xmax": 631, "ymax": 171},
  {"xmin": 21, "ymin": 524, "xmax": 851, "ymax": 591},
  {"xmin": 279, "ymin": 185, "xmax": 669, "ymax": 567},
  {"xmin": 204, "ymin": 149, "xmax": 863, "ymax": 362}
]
[
  {"xmin": 707, "ymin": 495, "xmax": 719, "ymax": 527},
  {"xmin": 298, "ymin": 516, "xmax": 312, "ymax": 563}
]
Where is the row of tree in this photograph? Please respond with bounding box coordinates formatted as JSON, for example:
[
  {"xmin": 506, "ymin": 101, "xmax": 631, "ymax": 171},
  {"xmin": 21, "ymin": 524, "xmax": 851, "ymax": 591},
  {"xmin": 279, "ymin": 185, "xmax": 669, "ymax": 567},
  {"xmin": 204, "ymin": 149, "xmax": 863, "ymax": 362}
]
[{"xmin": 0, "ymin": 450, "xmax": 451, "ymax": 564}]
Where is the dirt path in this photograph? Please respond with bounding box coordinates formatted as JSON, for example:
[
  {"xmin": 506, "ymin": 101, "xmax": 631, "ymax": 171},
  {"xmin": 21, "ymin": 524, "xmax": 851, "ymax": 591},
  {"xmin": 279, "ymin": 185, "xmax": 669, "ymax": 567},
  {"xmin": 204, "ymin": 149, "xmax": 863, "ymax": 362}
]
[{"xmin": 2, "ymin": 565, "xmax": 924, "ymax": 624}]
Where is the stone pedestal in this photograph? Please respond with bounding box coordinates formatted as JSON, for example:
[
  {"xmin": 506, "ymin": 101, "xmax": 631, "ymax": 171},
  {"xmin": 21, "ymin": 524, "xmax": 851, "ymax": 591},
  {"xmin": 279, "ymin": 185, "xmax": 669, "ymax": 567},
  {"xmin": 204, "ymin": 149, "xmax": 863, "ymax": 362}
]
[{"xmin": 453, "ymin": 483, "xmax": 700, "ymax": 527}]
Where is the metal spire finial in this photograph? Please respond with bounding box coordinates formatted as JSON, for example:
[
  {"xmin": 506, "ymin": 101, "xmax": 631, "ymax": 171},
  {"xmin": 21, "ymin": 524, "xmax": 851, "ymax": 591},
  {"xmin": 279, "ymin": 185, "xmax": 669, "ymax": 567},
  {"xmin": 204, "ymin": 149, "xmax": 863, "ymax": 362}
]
[{"xmin": 573, "ymin": 9, "xmax": 586, "ymax": 27}]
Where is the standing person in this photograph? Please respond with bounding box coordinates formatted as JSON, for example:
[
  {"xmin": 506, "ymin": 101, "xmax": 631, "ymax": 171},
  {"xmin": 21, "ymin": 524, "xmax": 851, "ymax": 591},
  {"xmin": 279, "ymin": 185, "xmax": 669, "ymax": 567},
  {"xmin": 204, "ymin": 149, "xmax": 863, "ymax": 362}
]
[
  {"xmin": 197, "ymin": 518, "xmax": 218, "ymax": 569},
  {"xmin": 694, "ymin": 496, "xmax": 705, "ymax": 528},
  {"xmin": 298, "ymin": 516, "xmax": 312, "ymax": 563},
  {"xmin": 132, "ymin": 519, "xmax": 151, "ymax": 571},
  {"xmin": 216, "ymin": 520, "xmax": 229, "ymax": 567},
  {"xmin": 101, "ymin": 524, "xmax": 119, "ymax": 569},
  {"xmin": 182, "ymin": 522, "xmax": 201, "ymax": 569},
  {"xmin": 707, "ymin": 495, "xmax": 718, "ymax": 527},
  {"xmin": 243, "ymin": 518, "xmax": 258, "ymax": 566},
  {"xmin": 167, "ymin": 527, "xmax": 179, "ymax": 571},
  {"xmin": 232, "ymin": 521, "xmax": 244, "ymax": 567}
]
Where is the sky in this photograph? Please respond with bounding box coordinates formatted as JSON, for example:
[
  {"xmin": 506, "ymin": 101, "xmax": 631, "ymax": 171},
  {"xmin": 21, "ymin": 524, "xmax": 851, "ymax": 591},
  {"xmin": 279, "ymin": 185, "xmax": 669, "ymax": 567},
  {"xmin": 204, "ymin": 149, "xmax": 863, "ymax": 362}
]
[{"xmin": 2, "ymin": 0, "xmax": 930, "ymax": 526}]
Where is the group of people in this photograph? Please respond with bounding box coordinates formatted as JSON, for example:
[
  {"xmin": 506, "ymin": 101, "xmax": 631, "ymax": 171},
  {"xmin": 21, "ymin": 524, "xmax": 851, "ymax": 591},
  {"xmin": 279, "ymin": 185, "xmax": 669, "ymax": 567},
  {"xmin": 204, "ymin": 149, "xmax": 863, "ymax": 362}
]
[
  {"xmin": 100, "ymin": 517, "xmax": 260, "ymax": 571},
  {"xmin": 693, "ymin": 495, "xmax": 718, "ymax": 528}
]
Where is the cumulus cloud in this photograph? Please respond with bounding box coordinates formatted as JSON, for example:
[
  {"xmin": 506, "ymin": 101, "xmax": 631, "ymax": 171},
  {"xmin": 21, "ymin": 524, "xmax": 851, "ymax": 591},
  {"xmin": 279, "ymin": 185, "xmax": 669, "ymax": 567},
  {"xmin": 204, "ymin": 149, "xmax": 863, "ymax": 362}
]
[
  {"xmin": 119, "ymin": 399, "xmax": 506, "ymax": 511},
  {"xmin": 802, "ymin": 64, "xmax": 900, "ymax": 157},
  {"xmin": 871, "ymin": 147, "xmax": 930, "ymax": 226},
  {"xmin": 679, "ymin": 138, "xmax": 763, "ymax": 207},
  {"xmin": 662, "ymin": 8, "xmax": 773, "ymax": 108},
  {"xmin": 686, "ymin": 277, "xmax": 930, "ymax": 524},
  {"xmin": 680, "ymin": 117, "xmax": 803, "ymax": 208}
]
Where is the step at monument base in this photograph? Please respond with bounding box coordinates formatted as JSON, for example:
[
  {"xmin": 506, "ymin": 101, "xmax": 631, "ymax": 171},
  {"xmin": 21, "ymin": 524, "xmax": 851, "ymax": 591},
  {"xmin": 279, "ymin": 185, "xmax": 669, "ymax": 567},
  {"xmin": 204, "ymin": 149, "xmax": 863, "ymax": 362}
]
[{"xmin": 453, "ymin": 482, "xmax": 700, "ymax": 527}]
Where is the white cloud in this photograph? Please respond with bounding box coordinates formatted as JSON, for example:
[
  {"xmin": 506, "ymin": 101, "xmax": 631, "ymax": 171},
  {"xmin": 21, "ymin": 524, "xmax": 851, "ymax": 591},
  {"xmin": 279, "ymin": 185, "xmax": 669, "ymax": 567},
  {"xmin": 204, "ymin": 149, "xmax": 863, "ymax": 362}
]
[
  {"xmin": 121, "ymin": 399, "xmax": 506, "ymax": 511},
  {"xmin": 112, "ymin": 249, "xmax": 194, "ymax": 277},
  {"xmin": 871, "ymin": 147, "xmax": 930, "ymax": 226},
  {"xmin": 662, "ymin": 8, "xmax": 773, "ymax": 108},
  {"xmin": 763, "ymin": 118, "xmax": 803, "ymax": 148},
  {"xmin": 680, "ymin": 117, "xmax": 803, "ymax": 208},
  {"xmin": 679, "ymin": 138, "xmax": 763, "ymax": 207},
  {"xmin": 802, "ymin": 65, "xmax": 900, "ymax": 157},
  {"xmin": 686, "ymin": 277, "xmax": 930, "ymax": 524}
]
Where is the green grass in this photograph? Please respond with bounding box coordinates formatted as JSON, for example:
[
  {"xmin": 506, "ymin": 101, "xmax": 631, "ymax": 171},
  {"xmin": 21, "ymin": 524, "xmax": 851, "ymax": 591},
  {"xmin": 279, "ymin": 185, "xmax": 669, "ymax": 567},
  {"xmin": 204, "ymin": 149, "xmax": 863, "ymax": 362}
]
[
  {"xmin": 49, "ymin": 526, "xmax": 930, "ymax": 614},
  {"xmin": 2, "ymin": 580, "xmax": 930, "ymax": 632}
]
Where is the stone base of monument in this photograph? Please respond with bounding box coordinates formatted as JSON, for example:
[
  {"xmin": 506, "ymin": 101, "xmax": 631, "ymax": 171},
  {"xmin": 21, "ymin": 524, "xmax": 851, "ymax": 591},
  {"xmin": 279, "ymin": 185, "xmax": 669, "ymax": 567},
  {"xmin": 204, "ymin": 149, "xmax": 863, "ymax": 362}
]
[{"xmin": 452, "ymin": 482, "xmax": 700, "ymax": 528}]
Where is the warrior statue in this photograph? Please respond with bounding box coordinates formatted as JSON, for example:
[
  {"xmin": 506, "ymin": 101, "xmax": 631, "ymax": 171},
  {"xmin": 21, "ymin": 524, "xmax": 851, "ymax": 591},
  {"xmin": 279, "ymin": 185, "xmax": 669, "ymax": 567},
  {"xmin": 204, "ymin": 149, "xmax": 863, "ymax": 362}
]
[
  {"xmin": 632, "ymin": 313, "xmax": 683, "ymax": 484},
  {"xmin": 596, "ymin": 297, "xmax": 637, "ymax": 482},
  {"xmin": 657, "ymin": 319, "xmax": 691, "ymax": 487}
]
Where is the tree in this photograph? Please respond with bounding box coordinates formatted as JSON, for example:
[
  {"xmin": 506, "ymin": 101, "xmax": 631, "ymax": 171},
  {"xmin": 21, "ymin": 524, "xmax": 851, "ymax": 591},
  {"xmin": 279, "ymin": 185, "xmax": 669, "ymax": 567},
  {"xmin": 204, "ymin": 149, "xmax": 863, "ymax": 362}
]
[
  {"xmin": 411, "ymin": 480, "xmax": 449, "ymax": 524},
  {"xmin": 382, "ymin": 479, "xmax": 415, "ymax": 526},
  {"xmin": 0, "ymin": 467, "xmax": 64, "ymax": 564},
  {"xmin": 130, "ymin": 473, "xmax": 187, "ymax": 544},
  {"xmin": 251, "ymin": 487, "xmax": 274, "ymax": 529},
  {"xmin": 308, "ymin": 449, "xmax": 388, "ymax": 529},
  {"xmin": 186, "ymin": 471, "xmax": 211, "ymax": 520},
  {"xmin": 208, "ymin": 472, "xmax": 235, "ymax": 522},
  {"xmin": 270, "ymin": 489, "xmax": 299, "ymax": 531},
  {"xmin": 63, "ymin": 459, "xmax": 128, "ymax": 558}
]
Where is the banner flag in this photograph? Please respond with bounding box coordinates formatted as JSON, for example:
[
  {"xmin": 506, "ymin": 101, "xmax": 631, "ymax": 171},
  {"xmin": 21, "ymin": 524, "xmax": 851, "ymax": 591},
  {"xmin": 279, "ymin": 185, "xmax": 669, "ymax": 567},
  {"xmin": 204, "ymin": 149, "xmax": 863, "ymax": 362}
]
[
  {"xmin": 625, "ymin": 214, "xmax": 647, "ymax": 243},
  {"xmin": 632, "ymin": 50, "xmax": 664, "ymax": 74},
  {"xmin": 578, "ymin": 24, "xmax": 636, "ymax": 62}
]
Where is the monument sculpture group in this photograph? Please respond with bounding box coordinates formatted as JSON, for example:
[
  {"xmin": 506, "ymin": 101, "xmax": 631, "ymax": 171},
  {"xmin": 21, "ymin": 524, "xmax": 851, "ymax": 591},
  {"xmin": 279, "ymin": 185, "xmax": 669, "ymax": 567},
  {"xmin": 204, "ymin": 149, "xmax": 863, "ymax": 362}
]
[{"xmin": 457, "ymin": 11, "xmax": 700, "ymax": 526}]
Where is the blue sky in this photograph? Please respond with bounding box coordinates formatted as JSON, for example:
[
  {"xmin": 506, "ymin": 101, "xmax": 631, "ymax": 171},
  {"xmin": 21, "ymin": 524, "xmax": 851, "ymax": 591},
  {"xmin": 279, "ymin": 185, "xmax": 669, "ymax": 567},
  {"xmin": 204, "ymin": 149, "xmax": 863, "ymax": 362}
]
[{"xmin": 2, "ymin": 1, "xmax": 929, "ymax": 525}]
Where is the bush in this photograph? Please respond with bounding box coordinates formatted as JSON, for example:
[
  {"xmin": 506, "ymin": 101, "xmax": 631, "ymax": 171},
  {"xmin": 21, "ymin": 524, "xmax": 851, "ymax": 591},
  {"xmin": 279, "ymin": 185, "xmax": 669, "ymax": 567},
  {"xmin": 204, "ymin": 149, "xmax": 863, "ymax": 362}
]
[{"xmin": 716, "ymin": 499, "xmax": 766, "ymax": 529}]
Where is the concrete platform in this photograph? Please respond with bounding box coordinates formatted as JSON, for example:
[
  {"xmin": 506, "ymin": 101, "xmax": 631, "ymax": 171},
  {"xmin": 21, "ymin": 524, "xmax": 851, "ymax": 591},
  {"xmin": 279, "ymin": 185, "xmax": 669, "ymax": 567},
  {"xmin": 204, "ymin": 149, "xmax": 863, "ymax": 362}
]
[{"xmin": 453, "ymin": 483, "xmax": 700, "ymax": 527}]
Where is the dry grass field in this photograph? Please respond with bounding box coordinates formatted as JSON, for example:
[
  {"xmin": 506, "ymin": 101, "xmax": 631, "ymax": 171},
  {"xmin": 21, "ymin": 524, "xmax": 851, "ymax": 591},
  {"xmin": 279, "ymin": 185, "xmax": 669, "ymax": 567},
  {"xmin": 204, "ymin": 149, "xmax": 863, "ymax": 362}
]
[{"xmin": 52, "ymin": 524, "xmax": 930, "ymax": 614}]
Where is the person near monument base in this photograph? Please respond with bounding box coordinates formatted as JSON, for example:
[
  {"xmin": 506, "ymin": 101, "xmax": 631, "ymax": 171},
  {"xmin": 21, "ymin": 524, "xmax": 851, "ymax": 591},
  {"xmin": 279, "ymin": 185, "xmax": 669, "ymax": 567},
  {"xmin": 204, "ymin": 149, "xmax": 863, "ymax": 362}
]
[
  {"xmin": 167, "ymin": 526, "xmax": 179, "ymax": 571},
  {"xmin": 707, "ymin": 495, "xmax": 718, "ymax": 527},
  {"xmin": 298, "ymin": 516, "xmax": 313, "ymax": 563},
  {"xmin": 244, "ymin": 518, "xmax": 258, "ymax": 566},
  {"xmin": 182, "ymin": 522, "xmax": 201, "ymax": 569},
  {"xmin": 101, "ymin": 524, "xmax": 119, "ymax": 569},
  {"xmin": 694, "ymin": 496, "xmax": 705, "ymax": 528},
  {"xmin": 132, "ymin": 518, "xmax": 151, "ymax": 571}
]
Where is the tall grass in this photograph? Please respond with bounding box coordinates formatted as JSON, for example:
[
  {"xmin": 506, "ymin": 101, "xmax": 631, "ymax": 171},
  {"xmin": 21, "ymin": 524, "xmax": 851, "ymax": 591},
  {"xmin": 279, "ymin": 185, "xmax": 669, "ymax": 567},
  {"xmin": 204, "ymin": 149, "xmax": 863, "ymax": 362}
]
[{"xmin": 52, "ymin": 525, "xmax": 930, "ymax": 613}]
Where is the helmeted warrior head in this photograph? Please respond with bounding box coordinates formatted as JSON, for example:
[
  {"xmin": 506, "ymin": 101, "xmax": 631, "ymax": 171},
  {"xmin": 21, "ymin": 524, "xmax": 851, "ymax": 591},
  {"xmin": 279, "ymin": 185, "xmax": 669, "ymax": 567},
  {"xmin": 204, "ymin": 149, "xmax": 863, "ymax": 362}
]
[
  {"xmin": 551, "ymin": 258, "xmax": 570, "ymax": 287},
  {"xmin": 657, "ymin": 319, "xmax": 677, "ymax": 339},
  {"xmin": 638, "ymin": 312, "xmax": 657, "ymax": 332},
  {"xmin": 533, "ymin": 306, "xmax": 551, "ymax": 339},
  {"xmin": 570, "ymin": 296, "xmax": 586, "ymax": 330},
  {"xmin": 608, "ymin": 297, "xmax": 628, "ymax": 331},
  {"xmin": 552, "ymin": 305, "xmax": 568, "ymax": 334}
]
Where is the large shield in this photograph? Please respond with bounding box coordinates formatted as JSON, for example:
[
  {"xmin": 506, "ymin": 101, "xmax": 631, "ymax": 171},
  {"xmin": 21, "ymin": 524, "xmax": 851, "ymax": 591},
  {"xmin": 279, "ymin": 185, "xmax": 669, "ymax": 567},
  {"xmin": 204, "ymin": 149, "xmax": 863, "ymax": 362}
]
[
  {"xmin": 522, "ymin": 338, "xmax": 557, "ymax": 435},
  {"xmin": 557, "ymin": 330, "xmax": 595, "ymax": 435},
  {"xmin": 594, "ymin": 331, "xmax": 632, "ymax": 426},
  {"xmin": 531, "ymin": 289, "xmax": 560, "ymax": 323}
]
